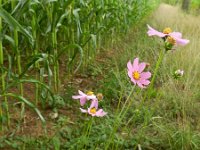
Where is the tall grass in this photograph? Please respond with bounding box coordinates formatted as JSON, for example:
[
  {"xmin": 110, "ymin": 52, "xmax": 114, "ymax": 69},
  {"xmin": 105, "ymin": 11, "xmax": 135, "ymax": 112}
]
[{"xmin": 100, "ymin": 3, "xmax": 200, "ymax": 149}]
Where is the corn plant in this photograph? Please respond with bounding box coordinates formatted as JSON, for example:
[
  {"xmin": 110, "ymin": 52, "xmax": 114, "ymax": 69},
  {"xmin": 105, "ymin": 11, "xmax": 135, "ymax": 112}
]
[{"xmin": 0, "ymin": 0, "xmax": 156, "ymax": 131}]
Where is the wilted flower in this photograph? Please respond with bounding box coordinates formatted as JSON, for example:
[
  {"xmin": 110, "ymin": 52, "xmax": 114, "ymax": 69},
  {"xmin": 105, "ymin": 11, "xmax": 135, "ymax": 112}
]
[
  {"xmin": 97, "ymin": 93, "xmax": 103, "ymax": 101},
  {"xmin": 80, "ymin": 100, "xmax": 107, "ymax": 117},
  {"xmin": 72, "ymin": 90, "xmax": 97, "ymax": 106},
  {"xmin": 173, "ymin": 69, "xmax": 184, "ymax": 79},
  {"xmin": 147, "ymin": 24, "xmax": 189, "ymax": 48},
  {"xmin": 127, "ymin": 58, "xmax": 151, "ymax": 88}
]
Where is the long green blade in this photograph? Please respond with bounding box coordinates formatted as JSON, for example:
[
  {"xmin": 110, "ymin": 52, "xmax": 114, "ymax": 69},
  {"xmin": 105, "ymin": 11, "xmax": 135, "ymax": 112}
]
[
  {"xmin": 0, "ymin": 7, "xmax": 33, "ymax": 45},
  {"xmin": 1, "ymin": 93, "xmax": 45, "ymax": 124}
]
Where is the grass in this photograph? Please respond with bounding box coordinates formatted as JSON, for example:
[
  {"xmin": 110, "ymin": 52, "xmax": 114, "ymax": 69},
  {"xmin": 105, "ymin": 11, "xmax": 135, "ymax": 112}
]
[{"xmin": 1, "ymin": 2, "xmax": 200, "ymax": 150}]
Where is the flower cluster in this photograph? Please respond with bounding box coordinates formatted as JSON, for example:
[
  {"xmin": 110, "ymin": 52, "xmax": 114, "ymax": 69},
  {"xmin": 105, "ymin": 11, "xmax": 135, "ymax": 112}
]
[
  {"xmin": 147, "ymin": 24, "xmax": 189, "ymax": 50},
  {"xmin": 72, "ymin": 90, "xmax": 107, "ymax": 117}
]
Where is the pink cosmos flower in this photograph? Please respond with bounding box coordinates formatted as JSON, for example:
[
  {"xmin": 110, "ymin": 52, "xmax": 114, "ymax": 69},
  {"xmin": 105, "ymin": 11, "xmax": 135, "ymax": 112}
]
[
  {"xmin": 127, "ymin": 58, "xmax": 151, "ymax": 88},
  {"xmin": 147, "ymin": 24, "xmax": 189, "ymax": 46},
  {"xmin": 72, "ymin": 90, "xmax": 97, "ymax": 106},
  {"xmin": 80, "ymin": 100, "xmax": 107, "ymax": 117}
]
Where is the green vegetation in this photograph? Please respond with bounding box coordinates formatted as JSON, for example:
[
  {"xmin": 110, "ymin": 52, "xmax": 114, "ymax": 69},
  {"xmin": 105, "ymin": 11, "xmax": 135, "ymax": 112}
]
[
  {"xmin": 163, "ymin": 0, "xmax": 200, "ymax": 14},
  {"xmin": 1, "ymin": 0, "xmax": 200, "ymax": 150}
]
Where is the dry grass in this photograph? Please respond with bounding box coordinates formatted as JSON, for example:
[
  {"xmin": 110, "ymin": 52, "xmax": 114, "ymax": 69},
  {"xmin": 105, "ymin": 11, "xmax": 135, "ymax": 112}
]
[
  {"xmin": 149, "ymin": 3, "xmax": 200, "ymax": 132},
  {"xmin": 149, "ymin": 3, "xmax": 200, "ymax": 91}
]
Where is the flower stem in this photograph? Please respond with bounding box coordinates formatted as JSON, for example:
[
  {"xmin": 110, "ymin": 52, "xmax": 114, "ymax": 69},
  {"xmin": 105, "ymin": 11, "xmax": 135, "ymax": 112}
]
[
  {"xmin": 143, "ymin": 48, "xmax": 165, "ymax": 102},
  {"xmin": 81, "ymin": 117, "xmax": 94, "ymax": 149},
  {"xmin": 105, "ymin": 85, "xmax": 135, "ymax": 149}
]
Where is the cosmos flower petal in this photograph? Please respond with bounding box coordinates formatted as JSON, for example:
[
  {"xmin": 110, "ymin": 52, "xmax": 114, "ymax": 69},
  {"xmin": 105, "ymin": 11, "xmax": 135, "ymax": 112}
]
[
  {"xmin": 170, "ymin": 32, "xmax": 182, "ymax": 38},
  {"xmin": 80, "ymin": 108, "xmax": 87, "ymax": 113},
  {"xmin": 138, "ymin": 62, "xmax": 146, "ymax": 73},
  {"xmin": 96, "ymin": 109, "xmax": 107, "ymax": 117},
  {"xmin": 131, "ymin": 77, "xmax": 136, "ymax": 84},
  {"xmin": 80, "ymin": 97, "xmax": 87, "ymax": 106},
  {"xmin": 127, "ymin": 61, "xmax": 133, "ymax": 71},
  {"xmin": 140, "ymin": 79, "xmax": 150, "ymax": 85},
  {"xmin": 174, "ymin": 37, "xmax": 190, "ymax": 46},
  {"xmin": 137, "ymin": 82, "xmax": 145, "ymax": 88},
  {"xmin": 87, "ymin": 95, "xmax": 97, "ymax": 100},
  {"xmin": 133, "ymin": 58, "xmax": 139, "ymax": 71},
  {"xmin": 72, "ymin": 90, "xmax": 88, "ymax": 106},
  {"xmin": 140, "ymin": 72, "xmax": 151, "ymax": 79},
  {"xmin": 147, "ymin": 24, "xmax": 166, "ymax": 37},
  {"xmin": 72, "ymin": 95, "xmax": 82, "ymax": 99},
  {"xmin": 128, "ymin": 70, "xmax": 133, "ymax": 78},
  {"xmin": 78, "ymin": 90, "xmax": 86, "ymax": 96},
  {"xmin": 90, "ymin": 99, "xmax": 98, "ymax": 109}
]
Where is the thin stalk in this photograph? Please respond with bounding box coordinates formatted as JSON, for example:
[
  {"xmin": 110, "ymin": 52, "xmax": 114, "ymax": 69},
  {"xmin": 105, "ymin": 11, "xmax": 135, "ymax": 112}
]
[
  {"xmin": 81, "ymin": 117, "xmax": 94, "ymax": 149},
  {"xmin": 52, "ymin": 29, "xmax": 59, "ymax": 93},
  {"xmin": 105, "ymin": 86, "xmax": 135, "ymax": 149},
  {"xmin": 11, "ymin": 0, "xmax": 16, "ymax": 10},
  {"xmin": 142, "ymin": 48, "xmax": 165, "ymax": 103},
  {"xmin": 14, "ymin": 30, "xmax": 25, "ymax": 120},
  {"xmin": 32, "ymin": 12, "xmax": 39, "ymax": 105},
  {"xmin": 0, "ymin": 0, "xmax": 10, "ymax": 129}
]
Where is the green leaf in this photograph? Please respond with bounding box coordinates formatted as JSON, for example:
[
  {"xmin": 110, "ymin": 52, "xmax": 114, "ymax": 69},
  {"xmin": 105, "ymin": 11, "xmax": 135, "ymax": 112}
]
[
  {"xmin": 57, "ymin": 43, "xmax": 83, "ymax": 73},
  {"xmin": 0, "ymin": 7, "xmax": 33, "ymax": 45},
  {"xmin": 0, "ymin": 93, "xmax": 45, "ymax": 124}
]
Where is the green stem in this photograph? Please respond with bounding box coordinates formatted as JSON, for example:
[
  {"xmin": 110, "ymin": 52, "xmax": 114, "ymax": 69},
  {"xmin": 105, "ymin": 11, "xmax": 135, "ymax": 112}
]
[
  {"xmin": 32, "ymin": 12, "xmax": 39, "ymax": 105},
  {"xmin": 105, "ymin": 86, "xmax": 135, "ymax": 149},
  {"xmin": 52, "ymin": 29, "xmax": 59, "ymax": 93},
  {"xmin": 14, "ymin": 29, "xmax": 25, "ymax": 122},
  {"xmin": 82, "ymin": 117, "xmax": 94, "ymax": 149},
  {"xmin": 142, "ymin": 48, "xmax": 165, "ymax": 103},
  {"xmin": 0, "ymin": 0, "xmax": 10, "ymax": 129}
]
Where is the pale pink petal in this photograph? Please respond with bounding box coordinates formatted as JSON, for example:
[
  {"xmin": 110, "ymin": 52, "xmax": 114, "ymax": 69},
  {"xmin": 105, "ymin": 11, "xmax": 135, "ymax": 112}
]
[
  {"xmin": 130, "ymin": 78, "xmax": 136, "ymax": 84},
  {"xmin": 138, "ymin": 62, "xmax": 146, "ymax": 73},
  {"xmin": 127, "ymin": 62, "xmax": 137, "ymax": 85},
  {"xmin": 127, "ymin": 61, "xmax": 133, "ymax": 71},
  {"xmin": 128, "ymin": 72, "xmax": 136, "ymax": 84},
  {"xmin": 139, "ymin": 79, "xmax": 150, "ymax": 85},
  {"xmin": 170, "ymin": 32, "xmax": 182, "ymax": 38},
  {"xmin": 136, "ymin": 81, "xmax": 145, "ymax": 88},
  {"xmin": 174, "ymin": 38, "xmax": 190, "ymax": 46},
  {"xmin": 87, "ymin": 95, "xmax": 97, "ymax": 100},
  {"xmin": 72, "ymin": 95, "xmax": 82, "ymax": 99},
  {"xmin": 80, "ymin": 108, "xmax": 87, "ymax": 113},
  {"xmin": 90, "ymin": 99, "xmax": 98, "ymax": 109},
  {"xmin": 128, "ymin": 70, "xmax": 133, "ymax": 78},
  {"xmin": 78, "ymin": 90, "xmax": 86, "ymax": 95},
  {"xmin": 140, "ymin": 72, "xmax": 151, "ymax": 79},
  {"xmin": 133, "ymin": 58, "xmax": 139, "ymax": 71},
  {"xmin": 147, "ymin": 24, "xmax": 166, "ymax": 37},
  {"xmin": 96, "ymin": 109, "xmax": 107, "ymax": 117},
  {"xmin": 129, "ymin": 77, "xmax": 136, "ymax": 84},
  {"xmin": 80, "ymin": 97, "xmax": 87, "ymax": 106}
]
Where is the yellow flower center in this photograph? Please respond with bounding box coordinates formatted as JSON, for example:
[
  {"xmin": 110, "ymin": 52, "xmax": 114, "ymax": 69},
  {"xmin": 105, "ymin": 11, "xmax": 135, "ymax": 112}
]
[
  {"xmin": 132, "ymin": 71, "xmax": 140, "ymax": 80},
  {"xmin": 167, "ymin": 36, "xmax": 176, "ymax": 45},
  {"xmin": 87, "ymin": 91, "xmax": 94, "ymax": 96},
  {"xmin": 163, "ymin": 27, "xmax": 172, "ymax": 34},
  {"xmin": 90, "ymin": 108, "xmax": 96, "ymax": 114}
]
